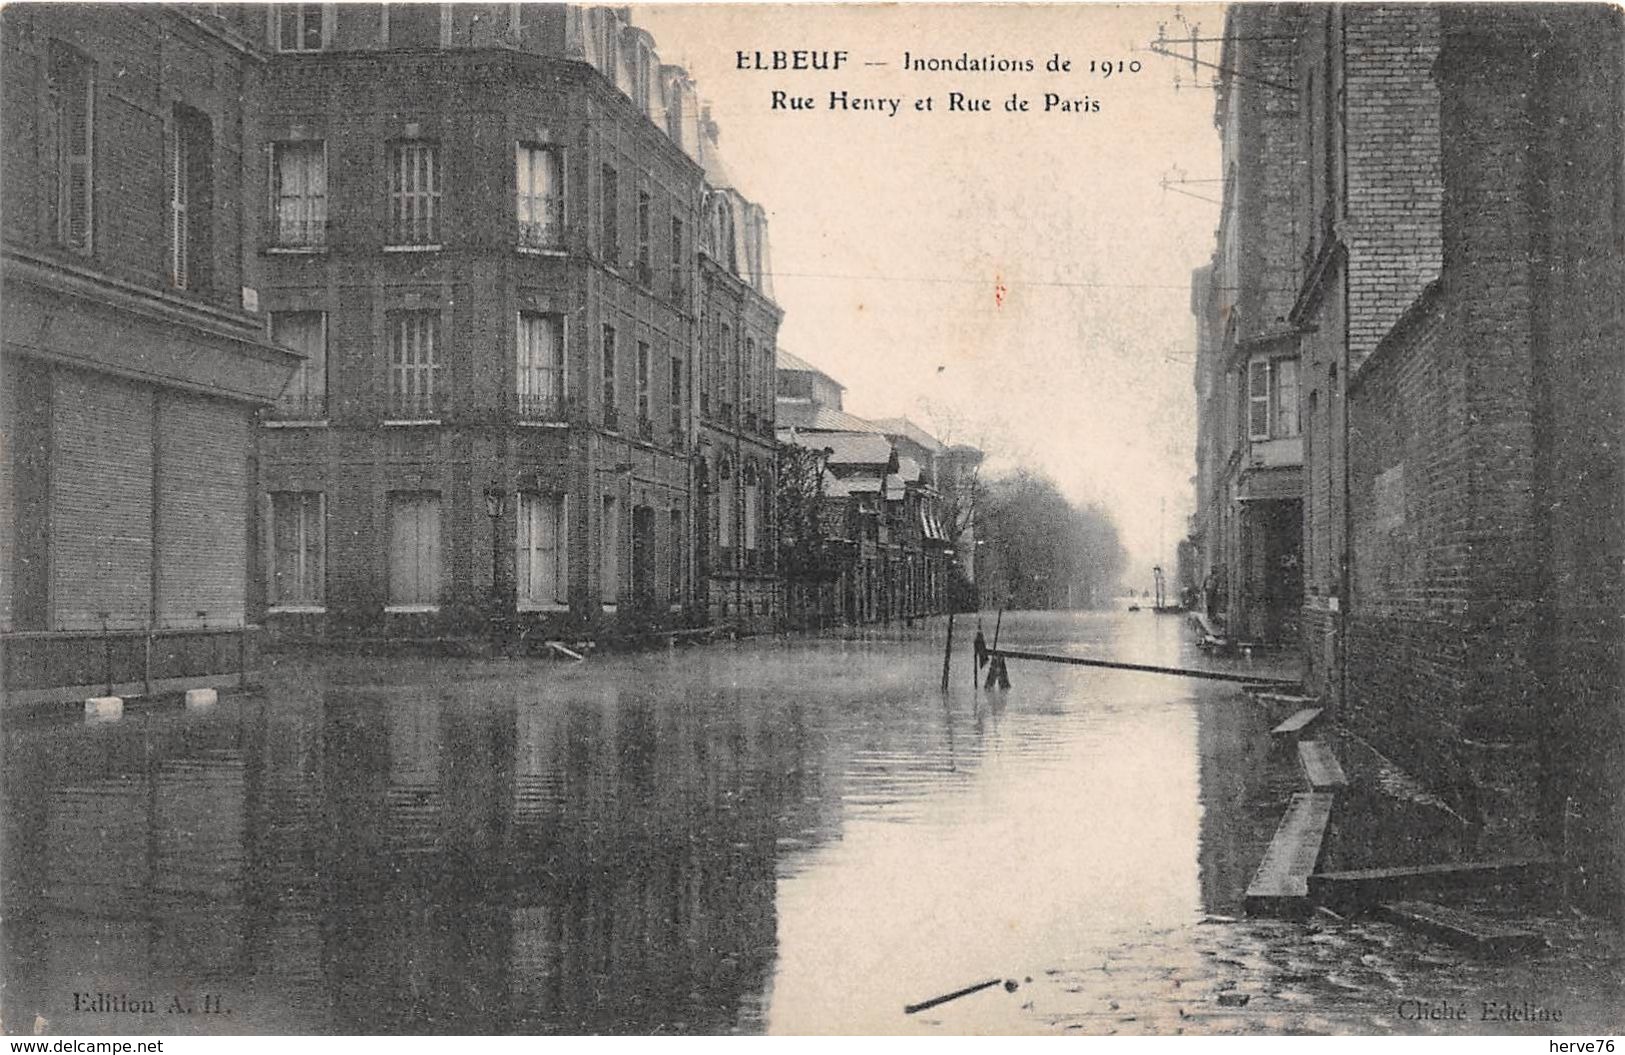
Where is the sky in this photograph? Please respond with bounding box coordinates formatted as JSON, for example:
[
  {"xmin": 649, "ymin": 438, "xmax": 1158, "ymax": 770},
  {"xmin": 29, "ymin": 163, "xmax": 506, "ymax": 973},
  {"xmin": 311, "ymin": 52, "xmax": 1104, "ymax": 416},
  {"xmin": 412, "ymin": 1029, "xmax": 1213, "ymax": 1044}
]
[{"xmin": 636, "ymin": 3, "xmax": 1225, "ymax": 589}]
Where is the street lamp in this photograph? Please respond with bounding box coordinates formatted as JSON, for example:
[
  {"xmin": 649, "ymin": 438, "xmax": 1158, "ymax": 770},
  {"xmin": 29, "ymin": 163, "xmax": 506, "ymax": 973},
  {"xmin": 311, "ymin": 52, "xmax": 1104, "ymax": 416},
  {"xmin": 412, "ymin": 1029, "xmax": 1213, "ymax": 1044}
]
[{"xmin": 484, "ymin": 484, "xmax": 507, "ymax": 617}]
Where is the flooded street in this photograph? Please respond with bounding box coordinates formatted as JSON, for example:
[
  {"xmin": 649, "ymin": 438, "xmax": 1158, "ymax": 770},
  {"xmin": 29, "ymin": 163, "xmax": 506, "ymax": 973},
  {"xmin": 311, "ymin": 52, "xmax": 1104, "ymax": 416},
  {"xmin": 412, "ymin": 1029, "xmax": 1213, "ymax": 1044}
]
[{"xmin": 3, "ymin": 611, "xmax": 1620, "ymax": 1036}]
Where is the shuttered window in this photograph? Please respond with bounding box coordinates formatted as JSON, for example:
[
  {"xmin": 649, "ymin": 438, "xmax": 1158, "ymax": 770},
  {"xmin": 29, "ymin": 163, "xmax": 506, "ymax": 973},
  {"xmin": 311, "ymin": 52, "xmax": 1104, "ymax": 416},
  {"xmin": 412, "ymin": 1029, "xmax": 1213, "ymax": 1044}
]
[
  {"xmin": 388, "ymin": 311, "xmax": 439, "ymax": 419},
  {"xmin": 273, "ymin": 141, "xmax": 326, "ymax": 247},
  {"xmin": 1272, "ymin": 358, "xmax": 1301, "ymax": 438},
  {"xmin": 389, "ymin": 141, "xmax": 441, "ymax": 245},
  {"xmin": 516, "ymin": 144, "xmax": 563, "ymax": 249},
  {"xmin": 636, "ymin": 340, "xmax": 651, "ymax": 426},
  {"xmin": 388, "ymin": 492, "xmax": 441, "ymax": 607},
  {"xmin": 48, "ymin": 42, "xmax": 94, "ymax": 254},
  {"xmin": 157, "ymin": 394, "xmax": 247, "ymax": 628},
  {"xmin": 599, "ymin": 164, "xmax": 619, "ymax": 263},
  {"xmin": 517, "ymin": 493, "xmax": 567, "ymax": 609},
  {"xmin": 601, "ymin": 324, "xmax": 617, "ymax": 429},
  {"xmin": 516, "ymin": 313, "xmax": 563, "ymax": 420},
  {"xmin": 51, "ymin": 373, "xmax": 153, "ymax": 630},
  {"xmin": 668, "ymin": 354, "xmax": 683, "ymax": 436},
  {"xmin": 668, "ymin": 509, "xmax": 683, "ymax": 602},
  {"xmin": 270, "ymin": 311, "xmax": 327, "ymax": 419},
  {"xmin": 270, "ymin": 492, "xmax": 324, "ymax": 606}
]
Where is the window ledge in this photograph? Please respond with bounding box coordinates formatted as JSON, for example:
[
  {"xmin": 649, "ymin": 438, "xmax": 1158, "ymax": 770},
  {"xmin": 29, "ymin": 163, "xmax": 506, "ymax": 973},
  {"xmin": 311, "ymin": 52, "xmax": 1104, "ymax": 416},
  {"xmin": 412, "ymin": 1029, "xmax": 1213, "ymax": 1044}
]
[
  {"xmin": 384, "ymin": 604, "xmax": 440, "ymax": 614},
  {"xmin": 517, "ymin": 246, "xmax": 568, "ymax": 257},
  {"xmin": 516, "ymin": 420, "xmax": 570, "ymax": 428},
  {"xmin": 383, "ymin": 244, "xmax": 443, "ymax": 253},
  {"xmin": 383, "ymin": 419, "xmax": 441, "ymax": 427},
  {"xmin": 268, "ymin": 605, "xmax": 327, "ymax": 614},
  {"xmin": 517, "ymin": 602, "xmax": 570, "ymax": 613},
  {"xmin": 266, "ymin": 245, "xmax": 328, "ymax": 255},
  {"xmin": 264, "ymin": 419, "xmax": 330, "ymax": 428}
]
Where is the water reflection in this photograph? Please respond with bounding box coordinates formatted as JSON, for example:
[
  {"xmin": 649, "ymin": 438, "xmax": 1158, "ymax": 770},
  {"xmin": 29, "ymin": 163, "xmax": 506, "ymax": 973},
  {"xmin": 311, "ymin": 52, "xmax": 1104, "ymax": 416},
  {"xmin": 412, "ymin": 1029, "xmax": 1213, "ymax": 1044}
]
[{"xmin": 12, "ymin": 613, "xmax": 1598, "ymax": 1036}]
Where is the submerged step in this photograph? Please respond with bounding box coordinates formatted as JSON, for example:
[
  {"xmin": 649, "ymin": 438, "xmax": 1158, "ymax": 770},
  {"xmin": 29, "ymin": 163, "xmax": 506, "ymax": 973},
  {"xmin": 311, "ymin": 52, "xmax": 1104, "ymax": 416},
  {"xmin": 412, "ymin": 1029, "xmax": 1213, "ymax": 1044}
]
[
  {"xmin": 1270, "ymin": 707, "xmax": 1324, "ymax": 740},
  {"xmin": 1377, "ymin": 900, "xmax": 1546, "ymax": 957},
  {"xmin": 1244, "ymin": 791, "xmax": 1336, "ymax": 916},
  {"xmin": 1308, "ymin": 858, "xmax": 1559, "ymax": 910},
  {"xmin": 1297, "ymin": 740, "xmax": 1348, "ymax": 790}
]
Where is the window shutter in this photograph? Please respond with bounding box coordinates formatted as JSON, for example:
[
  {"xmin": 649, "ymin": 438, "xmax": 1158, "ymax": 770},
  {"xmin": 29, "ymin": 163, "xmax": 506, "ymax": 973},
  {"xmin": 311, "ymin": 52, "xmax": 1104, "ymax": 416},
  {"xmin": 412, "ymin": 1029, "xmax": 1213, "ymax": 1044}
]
[
  {"xmin": 1247, "ymin": 359, "xmax": 1270, "ymax": 441},
  {"xmin": 169, "ymin": 118, "xmax": 189, "ymax": 289}
]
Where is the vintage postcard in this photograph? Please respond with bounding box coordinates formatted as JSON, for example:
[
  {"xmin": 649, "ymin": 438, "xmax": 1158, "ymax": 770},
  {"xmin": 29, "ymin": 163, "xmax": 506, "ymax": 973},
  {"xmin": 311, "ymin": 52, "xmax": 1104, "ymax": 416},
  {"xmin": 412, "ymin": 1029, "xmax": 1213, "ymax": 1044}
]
[{"xmin": 1, "ymin": 0, "xmax": 1621, "ymax": 1041}]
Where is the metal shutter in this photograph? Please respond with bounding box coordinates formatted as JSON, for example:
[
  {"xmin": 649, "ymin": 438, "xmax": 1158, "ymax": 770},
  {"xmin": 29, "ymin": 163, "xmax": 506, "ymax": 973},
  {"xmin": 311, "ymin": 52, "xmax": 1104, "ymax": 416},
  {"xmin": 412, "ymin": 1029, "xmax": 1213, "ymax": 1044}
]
[
  {"xmin": 157, "ymin": 392, "xmax": 247, "ymax": 627},
  {"xmin": 51, "ymin": 372, "xmax": 154, "ymax": 630}
]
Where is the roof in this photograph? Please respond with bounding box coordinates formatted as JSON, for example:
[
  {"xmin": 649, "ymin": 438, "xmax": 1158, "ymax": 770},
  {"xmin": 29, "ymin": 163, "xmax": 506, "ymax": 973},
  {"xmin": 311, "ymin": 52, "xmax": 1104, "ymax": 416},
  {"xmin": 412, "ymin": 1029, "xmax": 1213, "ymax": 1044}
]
[
  {"xmin": 776, "ymin": 347, "xmax": 846, "ymax": 391},
  {"xmin": 870, "ymin": 416, "xmax": 945, "ymax": 454},
  {"xmin": 776, "ymin": 401, "xmax": 885, "ymax": 434},
  {"xmin": 818, "ymin": 431, "xmax": 896, "ymax": 466}
]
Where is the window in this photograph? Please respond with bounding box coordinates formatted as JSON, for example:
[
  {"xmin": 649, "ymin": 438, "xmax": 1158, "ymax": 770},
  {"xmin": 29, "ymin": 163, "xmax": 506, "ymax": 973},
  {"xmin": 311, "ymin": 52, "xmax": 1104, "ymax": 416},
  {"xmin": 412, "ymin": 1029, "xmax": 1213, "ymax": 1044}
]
[
  {"xmin": 601, "ymin": 324, "xmax": 617, "ymax": 429},
  {"xmin": 168, "ymin": 106, "xmax": 212, "ymax": 291},
  {"xmin": 744, "ymin": 337, "xmax": 756, "ymax": 419},
  {"xmin": 1248, "ymin": 357, "xmax": 1301, "ymax": 441},
  {"xmin": 600, "ymin": 494, "xmax": 618, "ymax": 604},
  {"xmin": 636, "ymin": 190, "xmax": 652, "ymax": 280},
  {"xmin": 718, "ymin": 324, "xmax": 732, "ymax": 420},
  {"xmin": 388, "ymin": 492, "xmax": 441, "ymax": 607},
  {"xmin": 389, "ymin": 141, "xmax": 441, "ymax": 246},
  {"xmin": 744, "ymin": 466, "xmax": 759, "ymax": 552},
  {"xmin": 274, "ymin": 3, "xmax": 325, "ymax": 52},
  {"xmin": 388, "ymin": 311, "xmax": 439, "ymax": 418},
  {"xmin": 599, "ymin": 164, "xmax": 619, "ymax": 264},
  {"xmin": 516, "ymin": 144, "xmax": 563, "ymax": 250},
  {"xmin": 717, "ymin": 462, "xmax": 734, "ymax": 555},
  {"xmin": 668, "ymin": 509, "xmax": 683, "ymax": 602},
  {"xmin": 517, "ymin": 313, "xmax": 564, "ymax": 419},
  {"xmin": 270, "ymin": 492, "xmax": 324, "ymax": 606},
  {"xmin": 48, "ymin": 43, "xmax": 93, "ymax": 254},
  {"xmin": 636, "ymin": 340, "xmax": 651, "ymax": 427},
  {"xmin": 272, "ymin": 141, "xmax": 326, "ymax": 247},
  {"xmin": 270, "ymin": 311, "xmax": 327, "ymax": 419},
  {"xmin": 517, "ymin": 493, "xmax": 568, "ymax": 609},
  {"xmin": 669, "ymin": 354, "xmax": 683, "ymax": 436}
]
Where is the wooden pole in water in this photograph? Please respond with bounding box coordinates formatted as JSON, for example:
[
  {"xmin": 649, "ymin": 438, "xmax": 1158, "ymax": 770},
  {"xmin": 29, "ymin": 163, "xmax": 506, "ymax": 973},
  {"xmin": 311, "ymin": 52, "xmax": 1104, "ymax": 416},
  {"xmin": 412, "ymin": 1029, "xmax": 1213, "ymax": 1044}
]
[
  {"xmin": 991, "ymin": 605, "xmax": 1005, "ymax": 650},
  {"xmin": 940, "ymin": 610, "xmax": 955, "ymax": 692}
]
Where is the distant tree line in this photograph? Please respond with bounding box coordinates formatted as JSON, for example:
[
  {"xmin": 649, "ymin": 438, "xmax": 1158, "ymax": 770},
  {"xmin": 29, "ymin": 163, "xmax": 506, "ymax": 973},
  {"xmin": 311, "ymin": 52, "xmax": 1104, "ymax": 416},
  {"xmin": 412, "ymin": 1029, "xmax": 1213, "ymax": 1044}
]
[{"xmin": 977, "ymin": 469, "xmax": 1127, "ymax": 610}]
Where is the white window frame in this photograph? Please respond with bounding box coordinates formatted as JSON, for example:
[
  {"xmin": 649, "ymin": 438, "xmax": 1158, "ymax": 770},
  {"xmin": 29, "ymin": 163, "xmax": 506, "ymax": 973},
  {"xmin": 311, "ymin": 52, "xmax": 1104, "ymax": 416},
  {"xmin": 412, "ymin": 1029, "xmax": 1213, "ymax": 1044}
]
[
  {"xmin": 516, "ymin": 143, "xmax": 564, "ymax": 251},
  {"xmin": 270, "ymin": 491, "xmax": 326, "ymax": 610},
  {"xmin": 517, "ymin": 492, "xmax": 569, "ymax": 611},
  {"xmin": 517, "ymin": 312, "xmax": 565, "ymax": 421},
  {"xmin": 388, "ymin": 140, "xmax": 442, "ymax": 248},
  {"xmin": 1247, "ymin": 358, "xmax": 1271, "ymax": 442},
  {"xmin": 387, "ymin": 310, "xmax": 440, "ymax": 421},
  {"xmin": 1248, "ymin": 357, "xmax": 1302, "ymax": 441},
  {"xmin": 271, "ymin": 140, "xmax": 327, "ymax": 249}
]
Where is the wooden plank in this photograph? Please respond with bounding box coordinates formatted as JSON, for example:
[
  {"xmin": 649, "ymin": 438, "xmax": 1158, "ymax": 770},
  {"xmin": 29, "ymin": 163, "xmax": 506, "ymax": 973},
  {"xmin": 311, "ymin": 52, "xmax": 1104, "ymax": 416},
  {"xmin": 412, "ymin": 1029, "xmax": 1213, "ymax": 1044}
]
[
  {"xmin": 1307, "ymin": 857, "xmax": 1558, "ymax": 909},
  {"xmin": 1377, "ymin": 900, "xmax": 1546, "ymax": 957},
  {"xmin": 1270, "ymin": 707, "xmax": 1324, "ymax": 739},
  {"xmin": 1244, "ymin": 791, "xmax": 1336, "ymax": 916},
  {"xmin": 988, "ymin": 648, "xmax": 1300, "ymax": 688},
  {"xmin": 1297, "ymin": 740, "xmax": 1348, "ymax": 790}
]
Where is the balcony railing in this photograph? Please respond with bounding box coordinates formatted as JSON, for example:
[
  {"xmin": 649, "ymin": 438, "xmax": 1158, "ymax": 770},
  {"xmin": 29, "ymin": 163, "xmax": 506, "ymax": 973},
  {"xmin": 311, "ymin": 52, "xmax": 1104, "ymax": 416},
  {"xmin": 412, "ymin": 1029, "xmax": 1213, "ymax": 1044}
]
[
  {"xmin": 270, "ymin": 391, "xmax": 327, "ymax": 421},
  {"xmin": 387, "ymin": 390, "xmax": 440, "ymax": 420}
]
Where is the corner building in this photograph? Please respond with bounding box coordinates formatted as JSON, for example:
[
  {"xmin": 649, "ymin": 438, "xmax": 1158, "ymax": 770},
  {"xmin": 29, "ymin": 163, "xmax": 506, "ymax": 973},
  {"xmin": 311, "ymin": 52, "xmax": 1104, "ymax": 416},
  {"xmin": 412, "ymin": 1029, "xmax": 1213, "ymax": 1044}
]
[{"xmin": 253, "ymin": 5, "xmax": 776, "ymax": 641}]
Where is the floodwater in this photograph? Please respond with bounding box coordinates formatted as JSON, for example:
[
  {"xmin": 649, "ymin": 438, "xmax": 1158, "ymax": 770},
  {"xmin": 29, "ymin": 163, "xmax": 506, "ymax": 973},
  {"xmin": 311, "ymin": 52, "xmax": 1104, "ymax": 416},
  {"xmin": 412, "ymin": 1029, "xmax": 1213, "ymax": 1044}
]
[{"xmin": 2, "ymin": 611, "xmax": 1619, "ymax": 1035}]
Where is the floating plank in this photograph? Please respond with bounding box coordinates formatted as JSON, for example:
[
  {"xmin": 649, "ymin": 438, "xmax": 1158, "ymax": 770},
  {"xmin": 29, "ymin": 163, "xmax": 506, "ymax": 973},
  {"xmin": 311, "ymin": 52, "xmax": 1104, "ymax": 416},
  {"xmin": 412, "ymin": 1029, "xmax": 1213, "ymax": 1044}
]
[
  {"xmin": 1377, "ymin": 900, "xmax": 1546, "ymax": 957},
  {"xmin": 1297, "ymin": 740, "xmax": 1348, "ymax": 790},
  {"xmin": 546, "ymin": 641, "xmax": 586, "ymax": 662},
  {"xmin": 1244, "ymin": 791, "xmax": 1336, "ymax": 916},
  {"xmin": 1270, "ymin": 707, "xmax": 1324, "ymax": 740},
  {"xmin": 1307, "ymin": 858, "xmax": 1559, "ymax": 910},
  {"xmin": 988, "ymin": 648, "xmax": 1299, "ymax": 688}
]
